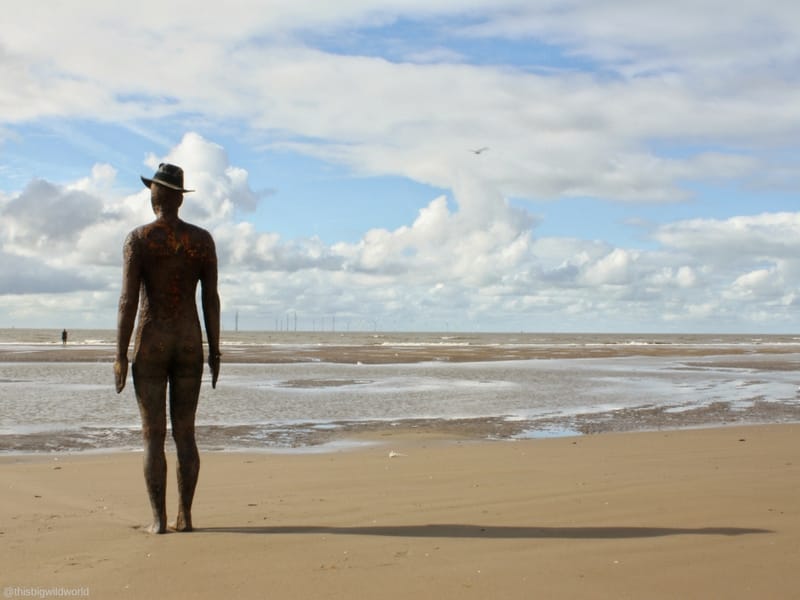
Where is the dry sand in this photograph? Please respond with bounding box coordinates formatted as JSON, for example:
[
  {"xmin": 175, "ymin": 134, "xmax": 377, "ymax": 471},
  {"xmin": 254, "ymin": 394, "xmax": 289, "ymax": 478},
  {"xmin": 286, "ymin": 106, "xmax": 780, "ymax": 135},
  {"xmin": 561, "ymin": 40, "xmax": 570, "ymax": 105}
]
[{"xmin": 1, "ymin": 424, "xmax": 798, "ymax": 599}]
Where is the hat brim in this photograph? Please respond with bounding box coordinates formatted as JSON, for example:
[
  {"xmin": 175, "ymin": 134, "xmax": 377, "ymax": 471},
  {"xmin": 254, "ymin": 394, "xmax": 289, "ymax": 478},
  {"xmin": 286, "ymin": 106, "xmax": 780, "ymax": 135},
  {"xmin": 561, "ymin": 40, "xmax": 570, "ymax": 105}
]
[{"xmin": 141, "ymin": 176, "xmax": 194, "ymax": 193}]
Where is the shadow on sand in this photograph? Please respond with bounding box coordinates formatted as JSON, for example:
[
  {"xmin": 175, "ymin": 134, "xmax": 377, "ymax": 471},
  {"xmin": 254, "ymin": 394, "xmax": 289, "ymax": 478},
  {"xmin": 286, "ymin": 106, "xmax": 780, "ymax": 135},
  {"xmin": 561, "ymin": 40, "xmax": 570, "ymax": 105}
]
[{"xmin": 197, "ymin": 524, "xmax": 771, "ymax": 539}]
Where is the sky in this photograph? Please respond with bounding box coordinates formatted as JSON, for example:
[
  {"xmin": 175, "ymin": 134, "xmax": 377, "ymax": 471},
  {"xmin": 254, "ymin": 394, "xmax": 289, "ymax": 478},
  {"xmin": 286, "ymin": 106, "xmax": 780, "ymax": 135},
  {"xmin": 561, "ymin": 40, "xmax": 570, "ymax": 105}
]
[{"xmin": 1, "ymin": 1, "xmax": 799, "ymax": 333}]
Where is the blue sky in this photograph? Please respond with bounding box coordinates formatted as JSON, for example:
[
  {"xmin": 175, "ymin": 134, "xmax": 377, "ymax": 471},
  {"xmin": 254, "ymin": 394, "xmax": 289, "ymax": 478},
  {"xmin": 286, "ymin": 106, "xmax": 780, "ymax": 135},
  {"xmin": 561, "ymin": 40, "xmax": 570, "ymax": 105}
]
[{"xmin": 1, "ymin": 1, "xmax": 799, "ymax": 332}]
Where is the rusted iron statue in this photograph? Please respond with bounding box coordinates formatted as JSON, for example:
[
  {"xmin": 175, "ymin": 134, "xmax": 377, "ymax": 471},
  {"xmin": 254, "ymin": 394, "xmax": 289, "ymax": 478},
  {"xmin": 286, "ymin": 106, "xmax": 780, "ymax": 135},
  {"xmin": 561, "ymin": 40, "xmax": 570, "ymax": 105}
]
[{"xmin": 115, "ymin": 163, "xmax": 220, "ymax": 533}]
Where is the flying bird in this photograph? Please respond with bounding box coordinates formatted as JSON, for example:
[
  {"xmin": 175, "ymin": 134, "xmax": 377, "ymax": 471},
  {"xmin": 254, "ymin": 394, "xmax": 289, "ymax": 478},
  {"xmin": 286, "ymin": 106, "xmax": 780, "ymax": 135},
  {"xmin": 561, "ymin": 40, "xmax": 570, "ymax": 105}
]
[{"xmin": 469, "ymin": 147, "xmax": 490, "ymax": 155}]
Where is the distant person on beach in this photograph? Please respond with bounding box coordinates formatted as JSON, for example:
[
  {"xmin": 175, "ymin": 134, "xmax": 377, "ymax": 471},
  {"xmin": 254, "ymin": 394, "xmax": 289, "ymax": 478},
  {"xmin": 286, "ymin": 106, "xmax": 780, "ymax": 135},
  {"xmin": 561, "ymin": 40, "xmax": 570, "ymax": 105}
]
[
  {"xmin": 114, "ymin": 163, "xmax": 221, "ymax": 534},
  {"xmin": 61, "ymin": 329, "xmax": 67, "ymax": 345}
]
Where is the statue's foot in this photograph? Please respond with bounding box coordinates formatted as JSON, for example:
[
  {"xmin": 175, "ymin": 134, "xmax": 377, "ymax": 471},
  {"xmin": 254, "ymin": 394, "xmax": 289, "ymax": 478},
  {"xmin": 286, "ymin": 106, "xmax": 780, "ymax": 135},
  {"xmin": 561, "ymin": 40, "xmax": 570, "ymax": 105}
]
[
  {"xmin": 171, "ymin": 514, "xmax": 193, "ymax": 532},
  {"xmin": 147, "ymin": 520, "xmax": 168, "ymax": 534}
]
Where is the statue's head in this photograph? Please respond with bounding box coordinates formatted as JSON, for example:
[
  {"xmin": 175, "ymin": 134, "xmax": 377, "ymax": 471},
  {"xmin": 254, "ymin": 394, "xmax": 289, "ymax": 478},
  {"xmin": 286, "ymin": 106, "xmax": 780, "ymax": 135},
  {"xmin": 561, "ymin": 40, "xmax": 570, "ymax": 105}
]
[{"xmin": 141, "ymin": 163, "xmax": 193, "ymax": 216}]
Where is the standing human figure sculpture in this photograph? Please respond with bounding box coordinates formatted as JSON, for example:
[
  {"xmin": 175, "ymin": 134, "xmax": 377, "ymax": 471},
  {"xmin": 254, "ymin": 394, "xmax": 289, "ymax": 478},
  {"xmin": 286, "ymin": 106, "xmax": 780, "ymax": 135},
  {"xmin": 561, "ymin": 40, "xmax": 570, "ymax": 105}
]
[{"xmin": 114, "ymin": 163, "xmax": 220, "ymax": 534}]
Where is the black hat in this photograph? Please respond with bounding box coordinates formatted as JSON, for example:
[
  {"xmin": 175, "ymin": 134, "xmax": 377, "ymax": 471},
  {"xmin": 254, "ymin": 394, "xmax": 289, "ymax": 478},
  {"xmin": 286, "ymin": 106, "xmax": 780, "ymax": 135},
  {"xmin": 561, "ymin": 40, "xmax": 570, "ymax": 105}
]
[{"xmin": 141, "ymin": 163, "xmax": 194, "ymax": 193}]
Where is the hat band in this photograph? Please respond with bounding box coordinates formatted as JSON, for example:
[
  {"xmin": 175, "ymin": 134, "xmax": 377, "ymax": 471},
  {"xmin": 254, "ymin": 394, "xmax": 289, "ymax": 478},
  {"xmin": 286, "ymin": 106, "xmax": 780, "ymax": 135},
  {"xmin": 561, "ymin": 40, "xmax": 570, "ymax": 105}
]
[{"xmin": 140, "ymin": 175, "xmax": 195, "ymax": 193}]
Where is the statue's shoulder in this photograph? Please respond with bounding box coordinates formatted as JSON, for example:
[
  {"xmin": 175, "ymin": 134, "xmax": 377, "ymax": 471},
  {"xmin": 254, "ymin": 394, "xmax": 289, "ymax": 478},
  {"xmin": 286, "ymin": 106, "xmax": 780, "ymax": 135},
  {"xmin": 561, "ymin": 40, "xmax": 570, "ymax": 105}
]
[
  {"xmin": 182, "ymin": 221, "xmax": 214, "ymax": 243},
  {"xmin": 123, "ymin": 225, "xmax": 148, "ymax": 245}
]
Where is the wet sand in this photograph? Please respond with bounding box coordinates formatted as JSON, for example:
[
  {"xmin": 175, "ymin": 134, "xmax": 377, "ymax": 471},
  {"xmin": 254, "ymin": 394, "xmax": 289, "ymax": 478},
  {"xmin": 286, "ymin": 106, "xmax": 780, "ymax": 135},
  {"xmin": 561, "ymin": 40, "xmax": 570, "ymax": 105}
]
[
  {"xmin": 4, "ymin": 338, "xmax": 800, "ymax": 364},
  {"xmin": 3, "ymin": 339, "xmax": 800, "ymax": 452},
  {"xmin": 1, "ymin": 424, "xmax": 798, "ymax": 599}
]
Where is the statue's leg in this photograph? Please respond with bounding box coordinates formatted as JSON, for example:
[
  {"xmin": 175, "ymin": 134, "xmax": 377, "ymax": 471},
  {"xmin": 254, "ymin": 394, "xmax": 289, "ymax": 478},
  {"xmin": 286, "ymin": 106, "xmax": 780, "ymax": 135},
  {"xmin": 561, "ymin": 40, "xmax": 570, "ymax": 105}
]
[
  {"xmin": 169, "ymin": 372, "xmax": 202, "ymax": 532},
  {"xmin": 133, "ymin": 365, "xmax": 168, "ymax": 534}
]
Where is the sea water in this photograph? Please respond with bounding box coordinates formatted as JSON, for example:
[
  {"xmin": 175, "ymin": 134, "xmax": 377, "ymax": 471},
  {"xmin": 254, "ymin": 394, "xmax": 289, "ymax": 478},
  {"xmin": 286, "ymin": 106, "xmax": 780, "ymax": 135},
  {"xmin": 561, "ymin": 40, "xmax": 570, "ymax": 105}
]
[{"xmin": 1, "ymin": 330, "xmax": 799, "ymax": 452}]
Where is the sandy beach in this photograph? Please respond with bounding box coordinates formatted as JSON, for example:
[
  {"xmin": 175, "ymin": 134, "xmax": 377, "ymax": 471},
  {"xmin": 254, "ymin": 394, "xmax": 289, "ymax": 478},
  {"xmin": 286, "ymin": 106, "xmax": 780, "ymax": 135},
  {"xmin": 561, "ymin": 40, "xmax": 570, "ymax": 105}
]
[{"xmin": 1, "ymin": 424, "xmax": 798, "ymax": 599}]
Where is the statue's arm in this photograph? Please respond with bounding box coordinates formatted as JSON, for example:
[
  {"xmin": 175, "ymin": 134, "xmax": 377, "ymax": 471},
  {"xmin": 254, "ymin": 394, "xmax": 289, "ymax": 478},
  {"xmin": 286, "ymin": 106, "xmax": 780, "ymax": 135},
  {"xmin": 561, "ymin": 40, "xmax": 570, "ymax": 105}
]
[
  {"xmin": 115, "ymin": 233, "xmax": 141, "ymax": 393},
  {"xmin": 201, "ymin": 234, "xmax": 221, "ymax": 388}
]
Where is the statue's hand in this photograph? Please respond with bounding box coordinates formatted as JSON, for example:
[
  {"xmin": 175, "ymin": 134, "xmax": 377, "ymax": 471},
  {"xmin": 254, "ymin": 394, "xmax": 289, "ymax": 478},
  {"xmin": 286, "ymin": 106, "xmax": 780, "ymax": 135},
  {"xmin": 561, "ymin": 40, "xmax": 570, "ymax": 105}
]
[
  {"xmin": 114, "ymin": 357, "xmax": 128, "ymax": 393},
  {"xmin": 209, "ymin": 352, "xmax": 221, "ymax": 389}
]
